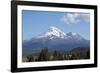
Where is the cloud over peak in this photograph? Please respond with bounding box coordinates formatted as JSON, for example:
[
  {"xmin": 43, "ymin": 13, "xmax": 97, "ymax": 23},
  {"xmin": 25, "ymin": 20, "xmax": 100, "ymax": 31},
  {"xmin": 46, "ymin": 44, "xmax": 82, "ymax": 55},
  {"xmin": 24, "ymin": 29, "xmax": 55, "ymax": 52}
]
[{"xmin": 62, "ymin": 13, "xmax": 90, "ymax": 25}]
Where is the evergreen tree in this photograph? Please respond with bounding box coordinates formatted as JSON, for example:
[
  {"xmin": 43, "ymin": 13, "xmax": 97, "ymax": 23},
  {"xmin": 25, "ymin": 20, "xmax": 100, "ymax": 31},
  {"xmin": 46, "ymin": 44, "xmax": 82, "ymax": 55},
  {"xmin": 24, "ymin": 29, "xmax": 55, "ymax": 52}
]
[
  {"xmin": 57, "ymin": 53, "xmax": 63, "ymax": 60},
  {"xmin": 38, "ymin": 47, "xmax": 50, "ymax": 61},
  {"xmin": 27, "ymin": 55, "xmax": 34, "ymax": 62},
  {"xmin": 85, "ymin": 50, "xmax": 90, "ymax": 59},
  {"xmin": 53, "ymin": 50, "xmax": 58, "ymax": 60}
]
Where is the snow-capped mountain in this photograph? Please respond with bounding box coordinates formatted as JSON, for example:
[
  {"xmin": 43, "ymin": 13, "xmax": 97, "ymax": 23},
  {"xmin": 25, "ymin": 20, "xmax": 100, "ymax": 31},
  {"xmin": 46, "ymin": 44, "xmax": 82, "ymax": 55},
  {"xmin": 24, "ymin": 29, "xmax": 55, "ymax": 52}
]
[
  {"xmin": 33, "ymin": 26, "xmax": 84, "ymax": 40},
  {"xmin": 23, "ymin": 26, "xmax": 90, "ymax": 55},
  {"xmin": 35, "ymin": 26, "xmax": 66, "ymax": 39}
]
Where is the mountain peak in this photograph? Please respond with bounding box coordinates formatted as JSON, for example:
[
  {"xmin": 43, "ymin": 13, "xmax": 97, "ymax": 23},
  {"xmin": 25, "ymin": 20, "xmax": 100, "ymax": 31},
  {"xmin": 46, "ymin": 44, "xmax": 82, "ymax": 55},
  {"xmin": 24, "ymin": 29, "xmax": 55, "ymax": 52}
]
[
  {"xmin": 46, "ymin": 26, "xmax": 66, "ymax": 39},
  {"xmin": 66, "ymin": 32, "xmax": 84, "ymax": 40},
  {"xmin": 48, "ymin": 26, "xmax": 62, "ymax": 32},
  {"xmin": 34, "ymin": 26, "xmax": 85, "ymax": 40},
  {"xmin": 37, "ymin": 26, "xmax": 66, "ymax": 39}
]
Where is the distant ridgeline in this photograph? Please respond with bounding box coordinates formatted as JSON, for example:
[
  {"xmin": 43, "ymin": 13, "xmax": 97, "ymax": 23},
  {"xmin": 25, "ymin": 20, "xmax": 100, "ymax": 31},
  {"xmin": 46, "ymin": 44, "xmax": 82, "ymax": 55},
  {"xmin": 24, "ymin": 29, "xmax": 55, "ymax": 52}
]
[
  {"xmin": 23, "ymin": 27, "xmax": 90, "ymax": 55},
  {"xmin": 22, "ymin": 27, "xmax": 90, "ymax": 62}
]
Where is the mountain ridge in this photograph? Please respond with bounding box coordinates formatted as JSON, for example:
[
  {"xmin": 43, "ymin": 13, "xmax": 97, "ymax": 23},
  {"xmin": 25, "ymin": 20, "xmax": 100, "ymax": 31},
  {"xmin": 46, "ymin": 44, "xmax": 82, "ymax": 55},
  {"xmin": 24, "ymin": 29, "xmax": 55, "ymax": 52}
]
[
  {"xmin": 23, "ymin": 26, "xmax": 90, "ymax": 55},
  {"xmin": 31, "ymin": 26, "xmax": 85, "ymax": 40}
]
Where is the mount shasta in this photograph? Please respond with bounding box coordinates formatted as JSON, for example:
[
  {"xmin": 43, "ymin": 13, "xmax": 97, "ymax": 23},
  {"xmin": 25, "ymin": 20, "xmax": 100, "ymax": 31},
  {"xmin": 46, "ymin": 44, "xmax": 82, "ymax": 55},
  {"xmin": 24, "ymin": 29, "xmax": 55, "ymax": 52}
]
[{"xmin": 23, "ymin": 26, "xmax": 90, "ymax": 55}]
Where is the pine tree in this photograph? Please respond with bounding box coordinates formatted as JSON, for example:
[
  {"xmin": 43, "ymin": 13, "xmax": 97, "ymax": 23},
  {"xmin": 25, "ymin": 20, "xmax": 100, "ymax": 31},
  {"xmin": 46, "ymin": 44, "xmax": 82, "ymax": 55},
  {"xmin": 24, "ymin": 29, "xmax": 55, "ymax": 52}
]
[
  {"xmin": 27, "ymin": 55, "xmax": 34, "ymax": 62},
  {"xmin": 53, "ymin": 50, "xmax": 58, "ymax": 60},
  {"xmin": 85, "ymin": 50, "xmax": 90, "ymax": 59},
  {"xmin": 38, "ymin": 47, "xmax": 50, "ymax": 61}
]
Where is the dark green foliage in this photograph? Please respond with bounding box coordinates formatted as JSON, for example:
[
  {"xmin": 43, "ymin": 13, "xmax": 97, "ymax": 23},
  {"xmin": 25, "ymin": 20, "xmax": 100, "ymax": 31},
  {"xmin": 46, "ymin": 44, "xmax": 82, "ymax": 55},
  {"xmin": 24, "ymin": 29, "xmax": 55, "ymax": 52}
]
[
  {"xmin": 53, "ymin": 50, "xmax": 64, "ymax": 60},
  {"xmin": 26, "ymin": 55, "xmax": 35, "ymax": 62},
  {"xmin": 37, "ymin": 47, "xmax": 50, "ymax": 61},
  {"xmin": 69, "ymin": 53, "xmax": 80, "ymax": 60},
  {"xmin": 57, "ymin": 53, "xmax": 64, "ymax": 60},
  {"xmin": 53, "ymin": 50, "xmax": 58, "ymax": 60},
  {"xmin": 85, "ymin": 50, "xmax": 90, "ymax": 59},
  {"xmin": 24, "ymin": 47, "xmax": 90, "ymax": 62}
]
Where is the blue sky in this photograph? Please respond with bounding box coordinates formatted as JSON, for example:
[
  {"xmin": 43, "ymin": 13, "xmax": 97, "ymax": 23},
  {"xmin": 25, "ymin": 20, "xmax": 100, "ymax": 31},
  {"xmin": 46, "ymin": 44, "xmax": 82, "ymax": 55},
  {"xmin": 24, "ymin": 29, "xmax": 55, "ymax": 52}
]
[{"xmin": 22, "ymin": 10, "xmax": 90, "ymax": 40}]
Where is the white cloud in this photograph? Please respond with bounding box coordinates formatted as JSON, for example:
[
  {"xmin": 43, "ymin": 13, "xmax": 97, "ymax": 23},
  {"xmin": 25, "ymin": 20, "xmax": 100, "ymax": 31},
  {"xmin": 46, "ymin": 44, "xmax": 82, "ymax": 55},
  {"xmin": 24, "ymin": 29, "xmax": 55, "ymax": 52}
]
[{"xmin": 62, "ymin": 13, "xmax": 90, "ymax": 25}]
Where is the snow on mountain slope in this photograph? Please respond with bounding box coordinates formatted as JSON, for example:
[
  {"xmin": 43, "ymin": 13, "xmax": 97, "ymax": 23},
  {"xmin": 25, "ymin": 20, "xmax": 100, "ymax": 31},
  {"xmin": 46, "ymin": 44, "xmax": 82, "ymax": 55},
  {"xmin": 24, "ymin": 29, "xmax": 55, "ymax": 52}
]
[
  {"xmin": 36, "ymin": 26, "xmax": 66, "ymax": 39},
  {"xmin": 34, "ymin": 26, "xmax": 84, "ymax": 41},
  {"xmin": 66, "ymin": 32, "xmax": 85, "ymax": 41},
  {"xmin": 23, "ymin": 26, "xmax": 90, "ymax": 55}
]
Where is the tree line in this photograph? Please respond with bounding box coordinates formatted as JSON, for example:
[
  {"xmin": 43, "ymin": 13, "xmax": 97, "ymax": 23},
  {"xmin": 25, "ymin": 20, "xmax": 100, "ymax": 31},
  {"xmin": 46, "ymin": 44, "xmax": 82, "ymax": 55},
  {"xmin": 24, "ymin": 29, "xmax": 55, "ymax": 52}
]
[{"xmin": 23, "ymin": 47, "xmax": 90, "ymax": 62}]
